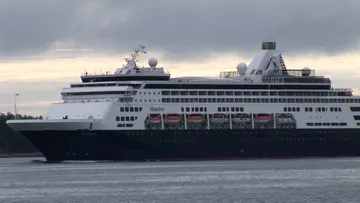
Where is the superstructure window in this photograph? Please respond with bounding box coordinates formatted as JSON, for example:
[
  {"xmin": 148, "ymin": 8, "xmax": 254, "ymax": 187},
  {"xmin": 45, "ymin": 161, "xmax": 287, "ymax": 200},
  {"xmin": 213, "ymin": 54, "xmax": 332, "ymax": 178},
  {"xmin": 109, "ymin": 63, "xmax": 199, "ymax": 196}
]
[
  {"xmin": 171, "ymin": 91, "xmax": 179, "ymax": 96},
  {"xmin": 252, "ymin": 91, "xmax": 260, "ymax": 96},
  {"xmin": 244, "ymin": 91, "xmax": 251, "ymax": 96},
  {"xmin": 217, "ymin": 91, "xmax": 225, "ymax": 96},
  {"xmin": 180, "ymin": 91, "xmax": 188, "ymax": 95},
  {"xmin": 270, "ymin": 92, "xmax": 277, "ymax": 96},
  {"xmin": 63, "ymin": 91, "xmax": 126, "ymax": 96},
  {"xmin": 199, "ymin": 91, "xmax": 207, "ymax": 96},
  {"xmin": 162, "ymin": 91, "xmax": 170, "ymax": 95},
  {"xmin": 350, "ymin": 107, "xmax": 360, "ymax": 112}
]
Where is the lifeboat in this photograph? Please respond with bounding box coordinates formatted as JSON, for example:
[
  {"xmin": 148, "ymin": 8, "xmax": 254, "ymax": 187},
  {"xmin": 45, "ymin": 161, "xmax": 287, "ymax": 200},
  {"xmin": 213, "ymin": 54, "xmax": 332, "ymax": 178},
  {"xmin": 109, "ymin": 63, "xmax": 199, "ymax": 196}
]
[
  {"xmin": 148, "ymin": 114, "xmax": 161, "ymax": 124},
  {"xmin": 211, "ymin": 114, "xmax": 229, "ymax": 123},
  {"xmin": 232, "ymin": 114, "xmax": 251, "ymax": 123},
  {"xmin": 164, "ymin": 114, "xmax": 181, "ymax": 123},
  {"xmin": 187, "ymin": 114, "xmax": 204, "ymax": 123},
  {"xmin": 255, "ymin": 114, "xmax": 271, "ymax": 123}
]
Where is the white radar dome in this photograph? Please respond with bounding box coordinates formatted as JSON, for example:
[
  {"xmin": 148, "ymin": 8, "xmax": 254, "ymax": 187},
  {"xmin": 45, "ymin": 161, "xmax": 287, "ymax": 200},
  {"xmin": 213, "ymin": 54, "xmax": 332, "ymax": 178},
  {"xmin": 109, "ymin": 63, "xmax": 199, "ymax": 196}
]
[
  {"xmin": 148, "ymin": 57, "xmax": 158, "ymax": 67},
  {"xmin": 237, "ymin": 63, "xmax": 247, "ymax": 75},
  {"xmin": 302, "ymin": 67, "xmax": 311, "ymax": 76}
]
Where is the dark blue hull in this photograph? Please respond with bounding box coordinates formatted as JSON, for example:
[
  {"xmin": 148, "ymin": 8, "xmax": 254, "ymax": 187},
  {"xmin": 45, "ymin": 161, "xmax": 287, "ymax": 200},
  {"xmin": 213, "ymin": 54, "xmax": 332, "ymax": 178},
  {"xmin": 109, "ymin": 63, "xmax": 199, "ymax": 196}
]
[{"xmin": 19, "ymin": 129, "xmax": 360, "ymax": 162}]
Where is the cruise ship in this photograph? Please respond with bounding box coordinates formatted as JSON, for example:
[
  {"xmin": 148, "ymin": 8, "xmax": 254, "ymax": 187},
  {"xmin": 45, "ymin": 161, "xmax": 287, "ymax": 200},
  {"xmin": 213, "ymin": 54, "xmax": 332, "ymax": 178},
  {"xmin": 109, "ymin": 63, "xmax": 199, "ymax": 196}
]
[{"xmin": 7, "ymin": 42, "xmax": 360, "ymax": 162}]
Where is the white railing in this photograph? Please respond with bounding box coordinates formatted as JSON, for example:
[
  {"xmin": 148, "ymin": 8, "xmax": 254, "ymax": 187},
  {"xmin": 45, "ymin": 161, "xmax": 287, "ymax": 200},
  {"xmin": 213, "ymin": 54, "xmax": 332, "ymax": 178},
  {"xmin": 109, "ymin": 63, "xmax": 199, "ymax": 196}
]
[
  {"xmin": 332, "ymin": 88, "xmax": 352, "ymax": 92},
  {"xmin": 81, "ymin": 71, "xmax": 112, "ymax": 76}
]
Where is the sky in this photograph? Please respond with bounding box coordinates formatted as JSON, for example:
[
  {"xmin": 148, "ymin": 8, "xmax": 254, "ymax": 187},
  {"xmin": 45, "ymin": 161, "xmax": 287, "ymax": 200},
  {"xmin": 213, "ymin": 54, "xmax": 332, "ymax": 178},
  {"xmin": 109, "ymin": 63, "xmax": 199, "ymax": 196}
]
[{"xmin": 1, "ymin": 0, "xmax": 360, "ymax": 116}]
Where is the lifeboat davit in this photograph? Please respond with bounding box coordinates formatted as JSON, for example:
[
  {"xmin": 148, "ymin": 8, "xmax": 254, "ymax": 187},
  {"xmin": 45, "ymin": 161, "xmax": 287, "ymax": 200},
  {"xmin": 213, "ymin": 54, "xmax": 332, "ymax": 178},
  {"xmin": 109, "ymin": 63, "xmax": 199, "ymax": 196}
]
[
  {"xmin": 211, "ymin": 114, "xmax": 229, "ymax": 123},
  {"xmin": 187, "ymin": 114, "xmax": 204, "ymax": 123},
  {"xmin": 255, "ymin": 114, "xmax": 271, "ymax": 123},
  {"xmin": 148, "ymin": 114, "xmax": 161, "ymax": 124},
  {"xmin": 232, "ymin": 114, "xmax": 251, "ymax": 123},
  {"xmin": 164, "ymin": 114, "xmax": 181, "ymax": 123}
]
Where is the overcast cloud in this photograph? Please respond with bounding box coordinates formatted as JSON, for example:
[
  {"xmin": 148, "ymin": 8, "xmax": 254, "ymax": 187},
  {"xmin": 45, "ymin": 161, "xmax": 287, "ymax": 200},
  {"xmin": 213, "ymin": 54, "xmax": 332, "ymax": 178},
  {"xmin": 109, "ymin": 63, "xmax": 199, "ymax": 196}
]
[{"xmin": 0, "ymin": 0, "xmax": 360, "ymax": 60}]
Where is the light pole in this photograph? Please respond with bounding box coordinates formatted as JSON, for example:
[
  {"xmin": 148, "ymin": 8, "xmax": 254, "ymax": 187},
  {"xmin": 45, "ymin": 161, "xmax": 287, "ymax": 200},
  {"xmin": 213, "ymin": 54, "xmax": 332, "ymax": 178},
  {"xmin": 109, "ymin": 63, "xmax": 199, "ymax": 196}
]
[{"xmin": 14, "ymin": 93, "xmax": 19, "ymax": 120}]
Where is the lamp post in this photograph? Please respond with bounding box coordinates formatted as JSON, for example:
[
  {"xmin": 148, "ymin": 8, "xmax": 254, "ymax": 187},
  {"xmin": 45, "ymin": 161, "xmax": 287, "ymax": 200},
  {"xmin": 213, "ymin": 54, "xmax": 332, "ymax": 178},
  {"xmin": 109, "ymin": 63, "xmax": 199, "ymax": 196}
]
[{"xmin": 14, "ymin": 93, "xmax": 19, "ymax": 120}]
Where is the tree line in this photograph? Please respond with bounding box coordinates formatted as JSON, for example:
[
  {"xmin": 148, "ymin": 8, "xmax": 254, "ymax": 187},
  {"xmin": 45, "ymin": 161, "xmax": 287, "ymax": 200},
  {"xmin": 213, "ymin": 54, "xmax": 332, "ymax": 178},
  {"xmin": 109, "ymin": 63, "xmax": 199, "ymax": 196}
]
[{"xmin": 0, "ymin": 112, "xmax": 40, "ymax": 154}]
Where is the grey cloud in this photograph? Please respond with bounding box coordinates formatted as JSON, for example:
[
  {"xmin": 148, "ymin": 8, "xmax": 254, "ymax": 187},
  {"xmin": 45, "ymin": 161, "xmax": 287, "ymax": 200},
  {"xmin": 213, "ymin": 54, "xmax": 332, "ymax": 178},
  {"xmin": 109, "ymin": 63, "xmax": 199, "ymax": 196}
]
[{"xmin": 0, "ymin": 0, "xmax": 360, "ymax": 61}]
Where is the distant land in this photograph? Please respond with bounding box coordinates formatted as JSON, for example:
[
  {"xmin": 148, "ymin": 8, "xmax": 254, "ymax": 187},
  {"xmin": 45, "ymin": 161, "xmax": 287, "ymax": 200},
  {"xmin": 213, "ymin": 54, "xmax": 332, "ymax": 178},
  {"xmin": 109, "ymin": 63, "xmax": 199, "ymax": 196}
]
[{"xmin": 0, "ymin": 112, "xmax": 42, "ymax": 157}]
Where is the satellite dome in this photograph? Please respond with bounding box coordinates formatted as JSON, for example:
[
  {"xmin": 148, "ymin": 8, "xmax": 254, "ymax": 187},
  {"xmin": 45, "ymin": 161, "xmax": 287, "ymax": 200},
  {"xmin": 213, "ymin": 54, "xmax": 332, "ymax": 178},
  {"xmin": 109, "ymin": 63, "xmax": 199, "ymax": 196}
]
[
  {"xmin": 237, "ymin": 63, "xmax": 247, "ymax": 75},
  {"xmin": 148, "ymin": 57, "xmax": 158, "ymax": 67},
  {"xmin": 302, "ymin": 67, "xmax": 311, "ymax": 76}
]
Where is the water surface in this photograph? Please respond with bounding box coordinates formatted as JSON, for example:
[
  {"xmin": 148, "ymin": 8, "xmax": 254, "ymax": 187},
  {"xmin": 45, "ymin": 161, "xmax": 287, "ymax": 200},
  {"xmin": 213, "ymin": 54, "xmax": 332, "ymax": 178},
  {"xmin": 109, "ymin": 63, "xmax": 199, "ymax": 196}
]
[{"xmin": 1, "ymin": 157, "xmax": 360, "ymax": 203}]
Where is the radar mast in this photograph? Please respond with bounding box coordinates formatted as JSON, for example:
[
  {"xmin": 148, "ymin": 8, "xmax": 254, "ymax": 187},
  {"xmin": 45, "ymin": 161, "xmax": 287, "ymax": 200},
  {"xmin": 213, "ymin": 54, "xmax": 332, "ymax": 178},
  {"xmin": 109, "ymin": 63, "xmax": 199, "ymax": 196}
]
[{"xmin": 124, "ymin": 45, "xmax": 147, "ymax": 63}]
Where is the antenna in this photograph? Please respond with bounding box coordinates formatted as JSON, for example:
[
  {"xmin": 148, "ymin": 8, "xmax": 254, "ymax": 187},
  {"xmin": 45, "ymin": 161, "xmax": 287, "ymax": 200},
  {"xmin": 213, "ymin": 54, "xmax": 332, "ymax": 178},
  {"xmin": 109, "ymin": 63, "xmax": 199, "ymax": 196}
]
[{"xmin": 124, "ymin": 45, "xmax": 147, "ymax": 62}]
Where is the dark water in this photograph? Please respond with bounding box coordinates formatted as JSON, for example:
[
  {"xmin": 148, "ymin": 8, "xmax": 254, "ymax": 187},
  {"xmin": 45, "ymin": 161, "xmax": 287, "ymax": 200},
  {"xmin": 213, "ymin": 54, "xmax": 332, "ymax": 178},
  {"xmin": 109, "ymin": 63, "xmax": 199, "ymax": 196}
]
[{"xmin": 1, "ymin": 157, "xmax": 360, "ymax": 203}]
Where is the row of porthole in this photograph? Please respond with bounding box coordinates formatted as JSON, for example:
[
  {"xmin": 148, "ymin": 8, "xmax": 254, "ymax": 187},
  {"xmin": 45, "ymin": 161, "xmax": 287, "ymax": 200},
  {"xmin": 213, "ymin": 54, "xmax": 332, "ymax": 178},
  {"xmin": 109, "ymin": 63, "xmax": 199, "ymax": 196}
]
[{"xmin": 123, "ymin": 131, "xmax": 358, "ymax": 136}]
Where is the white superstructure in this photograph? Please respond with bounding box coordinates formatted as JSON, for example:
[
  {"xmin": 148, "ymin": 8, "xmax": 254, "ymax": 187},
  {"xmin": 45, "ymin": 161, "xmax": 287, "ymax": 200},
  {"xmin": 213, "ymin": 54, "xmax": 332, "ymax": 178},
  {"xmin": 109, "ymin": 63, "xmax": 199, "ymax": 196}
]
[{"xmin": 7, "ymin": 43, "xmax": 360, "ymax": 131}]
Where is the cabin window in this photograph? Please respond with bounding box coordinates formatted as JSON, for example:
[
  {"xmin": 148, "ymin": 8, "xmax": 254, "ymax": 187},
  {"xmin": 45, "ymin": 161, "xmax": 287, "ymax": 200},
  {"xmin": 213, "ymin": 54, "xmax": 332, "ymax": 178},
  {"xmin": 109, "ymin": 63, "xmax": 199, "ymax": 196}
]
[
  {"xmin": 199, "ymin": 91, "xmax": 207, "ymax": 96},
  {"xmin": 226, "ymin": 98, "xmax": 233, "ymax": 103},
  {"xmin": 190, "ymin": 91, "xmax": 198, "ymax": 95},
  {"xmin": 162, "ymin": 91, "xmax": 170, "ymax": 95},
  {"xmin": 270, "ymin": 92, "xmax": 277, "ymax": 96},
  {"xmin": 180, "ymin": 91, "xmax": 188, "ymax": 95},
  {"xmin": 217, "ymin": 91, "xmax": 225, "ymax": 96},
  {"xmin": 208, "ymin": 91, "xmax": 216, "ymax": 95},
  {"xmin": 287, "ymin": 92, "xmax": 294, "ymax": 96},
  {"xmin": 171, "ymin": 91, "xmax": 179, "ymax": 96},
  {"xmin": 252, "ymin": 91, "xmax": 260, "ymax": 96},
  {"xmin": 294, "ymin": 92, "xmax": 303, "ymax": 96},
  {"xmin": 279, "ymin": 92, "xmax": 286, "ymax": 96}
]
